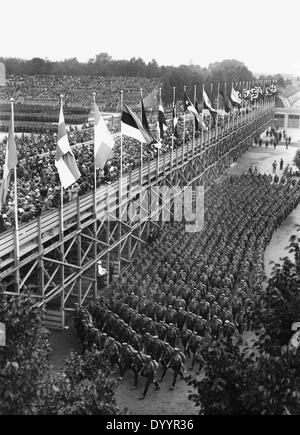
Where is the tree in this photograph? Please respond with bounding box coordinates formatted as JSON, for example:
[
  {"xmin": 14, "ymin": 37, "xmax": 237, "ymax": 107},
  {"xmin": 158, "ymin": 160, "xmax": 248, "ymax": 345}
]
[
  {"xmin": 294, "ymin": 150, "xmax": 300, "ymax": 171},
  {"xmin": 208, "ymin": 59, "xmax": 254, "ymax": 85},
  {"xmin": 37, "ymin": 348, "xmax": 121, "ymax": 415},
  {"xmin": 0, "ymin": 291, "xmax": 51, "ymax": 415},
  {"xmin": 0, "ymin": 290, "xmax": 121, "ymax": 415},
  {"xmin": 95, "ymin": 53, "xmax": 112, "ymax": 63}
]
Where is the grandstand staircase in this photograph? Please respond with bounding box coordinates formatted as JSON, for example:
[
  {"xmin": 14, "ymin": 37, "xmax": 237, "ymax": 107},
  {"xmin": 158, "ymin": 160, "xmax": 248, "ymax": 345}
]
[{"xmin": 44, "ymin": 308, "xmax": 64, "ymax": 330}]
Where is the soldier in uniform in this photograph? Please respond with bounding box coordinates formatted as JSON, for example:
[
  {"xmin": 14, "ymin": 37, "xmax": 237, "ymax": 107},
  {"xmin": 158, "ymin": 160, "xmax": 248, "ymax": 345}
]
[
  {"xmin": 161, "ymin": 348, "xmax": 185, "ymax": 390},
  {"xmin": 186, "ymin": 311, "xmax": 197, "ymax": 331},
  {"xmin": 165, "ymin": 305, "xmax": 177, "ymax": 324},
  {"xmin": 142, "ymin": 332, "xmax": 154, "ymax": 355},
  {"xmin": 139, "ymin": 356, "xmax": 160, "ymax": 400},
  {"xmin": 156, "ymin": 320, "xmax": 168, "ymax": 341},
  {"xmin": 131, "ymin": 350, "xmax": 147, "ymax": 390},
  {"xmin": 155, "ymin": 304, "xmax": 167, "ymax": 322},
  {"xmin": 195, "ymin": 316, "xmax": 208, "ymax": 337},
  {"xmin": 176, "ymin": 307, "xmax": 187, "ymax": 330},
  {"xmin": 209, "ymin": 316, "xmax": 223, "ymax": 339},
  {"xmin": 165, "ymin": 323, "xmax": 177, "ymax": 347},
  {"xmin": 180, "ymin": 329, "xmax": 193, "ymax": 356},
  {"xmin": 152, "ymin": 335, "xmax": 164, "ymax": 362}
]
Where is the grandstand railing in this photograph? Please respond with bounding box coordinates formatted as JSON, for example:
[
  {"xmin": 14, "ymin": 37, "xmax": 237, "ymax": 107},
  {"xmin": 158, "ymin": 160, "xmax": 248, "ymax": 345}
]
[{"xmin": 0, "ymin": 103, "xmax": 274, "ymax": 279}]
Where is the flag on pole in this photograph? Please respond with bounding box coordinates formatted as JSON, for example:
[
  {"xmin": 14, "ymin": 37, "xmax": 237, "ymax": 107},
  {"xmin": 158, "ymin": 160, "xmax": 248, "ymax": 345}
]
[
  {"xmin": 184, "ymin": 91, "xmax": 207, "ymax": 130},
  {"xmin": 121, "ymin": 102, "xmax": 154, "ymax": 144},
  {"xmin": 158, "ymin": 94, "xmax": 168, "ymax": 139},
  {"xmin": 141, "ymin": 99, "xmax": 160, "ymax": 148},
  {"xmin": 172, "ymin": 102, "xmax": 179, "ymax": 137},
  {"xmin": 230, "ymin": 86, "xmax": 242, "ymax": 106},
  {"xmin": 194, "ymin": 100, "xmax": 200, "ymax": 131},
  {"xmin": 94, "ymin": 103, "xmax": 115, "ymax": 169},
  {"xmin": 220, "ymin": 88, "xmax": 234, "ymax": 113},
  {"xmin": 0, "ymin": 110, "xmax": 17, "ymax": 210},
  {"xmin": 55, "ymin": 104, "xmax": 81, "ymax": 189},
  {"xmin": 143, "ymin": 87, "xmax": 159, "ymax": 109},
  {"xmin": 203, "ymin": 89, "xmax": 218, "ymax": 122},
  {"xmin": 141, "ymin": 99, "xmax": 150, "ymax": 132}
]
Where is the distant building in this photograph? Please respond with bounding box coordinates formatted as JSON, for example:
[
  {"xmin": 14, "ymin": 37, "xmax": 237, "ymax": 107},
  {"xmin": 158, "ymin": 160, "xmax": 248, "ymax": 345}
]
[{"xmin": 0, "ymin": 62, "xmax": 6, "ymax": 86}]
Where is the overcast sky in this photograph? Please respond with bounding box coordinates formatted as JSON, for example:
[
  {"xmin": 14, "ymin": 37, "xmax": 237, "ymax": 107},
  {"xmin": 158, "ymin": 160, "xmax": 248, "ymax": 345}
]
[{"xmin": 2, "ymin": 0, "xmax": 300, "ymax": 75}]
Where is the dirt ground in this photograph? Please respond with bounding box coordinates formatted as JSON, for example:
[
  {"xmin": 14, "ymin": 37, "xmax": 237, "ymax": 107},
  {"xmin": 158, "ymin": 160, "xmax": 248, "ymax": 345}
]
[{"xmin": 48, "ymin": 134, "xmax": 300, "ymax": 415}]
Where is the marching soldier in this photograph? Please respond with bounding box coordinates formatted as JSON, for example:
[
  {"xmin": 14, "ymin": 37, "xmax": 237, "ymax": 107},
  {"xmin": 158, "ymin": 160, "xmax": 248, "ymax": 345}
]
[
  {"xmin": 139, "ymin": 356, "xmax": 160, "ymax": 400},
  {"xmin": 165, "ymin": 305, "xmax": 177, "ymax": 324},
  {"xmin": 165, "ymin": 323, "xmax": 178, "ymax": 347},
  {"xmin": 176, "ymin": 307, "xmax": 187, "ymax": 330}
]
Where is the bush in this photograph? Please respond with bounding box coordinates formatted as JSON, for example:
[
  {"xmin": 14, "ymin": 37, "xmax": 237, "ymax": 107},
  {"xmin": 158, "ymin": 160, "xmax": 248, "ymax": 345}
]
[
  {"xmin": 37, "ymin": 348, "xmax": 121, "ymax": 415},
  {"xmin": 0, "ymin": 290, "xmax": 121, "ymax": 415},
  {"xmin": 294, "ymin": 150, "xmax": 300, "ymax": 171}
]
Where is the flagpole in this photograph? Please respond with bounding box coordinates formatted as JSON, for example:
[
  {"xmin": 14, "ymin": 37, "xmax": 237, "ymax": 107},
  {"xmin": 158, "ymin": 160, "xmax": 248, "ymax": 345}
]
[
  {"xmin": 59, "ymin": 95, "xmax": 64, "ymax": 234},
  {"xmin": 241, "ymin": 81, "xmax": 244, "ymax": 125},
  {"xmin": 140, "ymin": 88, "xmax": 143, "ymax": 186},
  {"xmin": 210, "ymin": 83, "xmax": 214, "ymax": 144},
  {"xmin": 93, "ymin": 92, "xmax": 97, "ymax": 210},
  {"xmin": 92, "ymin": 92, "xmax": 98, "ymax": 299},
  {"xmin": 157, "ymin": 87, "xmax": 162, "ymax": 176},
  {"xmin": 226, "ymin": 83, "xmax": 230, "ymax": 134},
  {"xmin": 120, "ymin": 90, "xmax": 123, "ymax": 197},
  {"xmin": 11, "ymin": 98, "xmax": 20, "ymax": 293},
  {"xmin": 193, "ymin": 85, "xmax": 196, "ymax": 155},
  {"xmin": 171, "ymin": 86, "xmax": 175, "ymax": 167},
  {"xmin": 216, "ymin": 83, "xmax": 220, "ymax": 141},
  {"xmin": 183, "ymin": 85, "xmax": 186, "ymax": 160},
  {"xmin": 231, "ymin": 83, "xmax": 235, "ymax": 131},
  {"xmin": 59, "ymin": 94, "xmax": 65, "ymax": 323},
  {"xmin": 202, "ymin": 83, "xmax": 205, "ymax": 149}
]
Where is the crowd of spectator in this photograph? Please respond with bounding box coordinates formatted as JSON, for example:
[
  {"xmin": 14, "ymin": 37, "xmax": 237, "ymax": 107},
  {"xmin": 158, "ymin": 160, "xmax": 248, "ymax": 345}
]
[
  {"xmin": 0, "ymin": 75, "xmax": 160, "ymax": 111},
  {"xmin": 0, "ymin": 105, "xmax": 266, "ymax": 234}
]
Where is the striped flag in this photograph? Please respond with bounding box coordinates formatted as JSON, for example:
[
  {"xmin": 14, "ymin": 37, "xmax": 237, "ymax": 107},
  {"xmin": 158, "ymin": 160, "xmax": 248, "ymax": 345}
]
[
  {"xmin": 230, "ymin": 86, "xmax": 242, "ymax": 106},
  {"xmin": 184, "ymin": 91, "xmax": 207, "ymax": 131},
  {"xmin": 94, "ymin": 103, "xmax": 115, "ymax": 169},
  {"xmin": 121, "ymin": 102, "xmax": 154, "ymax": 144},
  {"xmin": 55, "ymin": 104, "xmax": 81, "ymax": 189},
  {"xmin": 203, "ymin": 89, "xmax": 218, "ymax": 122},
  {"xmin": 158, "ymin": 94, "xmax": 168, "ymax": 139},
  {"xmin": 0, "ymin": 111, "xmax": 17, "ymax": 210}
]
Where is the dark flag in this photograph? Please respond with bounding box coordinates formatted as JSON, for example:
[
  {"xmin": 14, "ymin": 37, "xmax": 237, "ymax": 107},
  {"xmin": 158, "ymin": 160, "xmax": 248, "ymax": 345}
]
[
  {"xmin": 141, "ymin": 98, "xmax": 150, "ymax": 132},
  {"xmin": 194, "ymin": 100, "xmax": 200, "ymax": 131},
  {"xmin": 121, "ymin": 102, "xmax": 154, "ymax": 144},
  {"xmin": 220, "ymin": 88, "xmax": 234, "ymax": 113}
]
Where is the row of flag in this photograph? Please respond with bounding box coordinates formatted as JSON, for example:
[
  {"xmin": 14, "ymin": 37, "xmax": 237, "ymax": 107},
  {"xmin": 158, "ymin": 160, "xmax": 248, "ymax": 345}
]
[
  {"xmin": 0, "ymin": 80, "xmax": 277, "ymax": 210},
  {"xmin": 142, "ymin": 83, "xmax": 278, "ymax": 110}
]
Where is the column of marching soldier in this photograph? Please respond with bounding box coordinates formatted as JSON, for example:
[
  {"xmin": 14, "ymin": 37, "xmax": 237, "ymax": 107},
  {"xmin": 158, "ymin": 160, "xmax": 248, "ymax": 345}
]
[{"xmin": 74, "ymin": 169, "xmax": 300, "ymax": 400}]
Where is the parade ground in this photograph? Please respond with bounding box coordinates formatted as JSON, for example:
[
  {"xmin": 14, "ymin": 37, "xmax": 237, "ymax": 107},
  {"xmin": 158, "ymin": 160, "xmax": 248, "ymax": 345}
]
[{"xmin": 48, "ymin": 133, "xmax": 300, "ymax": 415}]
